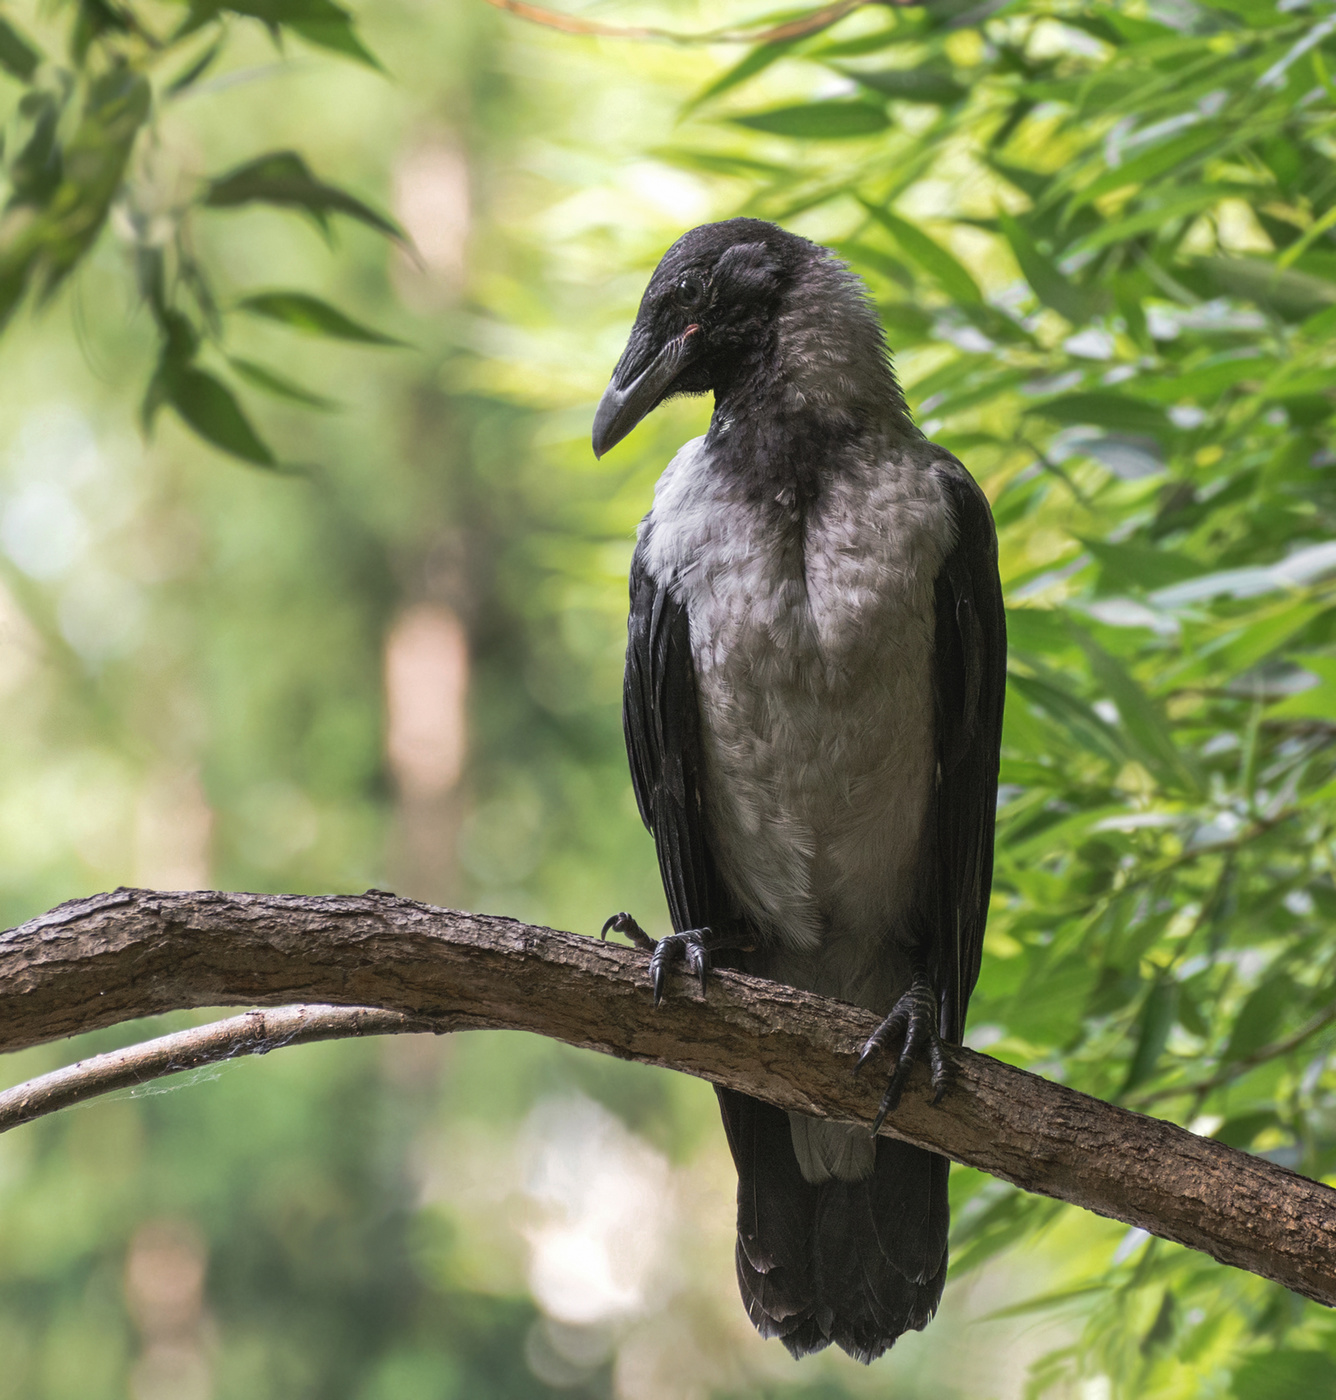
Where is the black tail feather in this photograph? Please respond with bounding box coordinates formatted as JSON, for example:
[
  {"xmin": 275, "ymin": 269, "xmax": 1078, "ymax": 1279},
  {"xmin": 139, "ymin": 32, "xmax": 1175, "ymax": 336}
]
[{"xmin": 717, "ymin": 1088, "xmax": 949, "ymax": 1364}]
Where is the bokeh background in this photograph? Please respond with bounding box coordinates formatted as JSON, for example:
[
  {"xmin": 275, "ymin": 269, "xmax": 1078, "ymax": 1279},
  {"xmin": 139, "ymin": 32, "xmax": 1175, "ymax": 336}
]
[{"xmin": 5, "ymin": 0, "xmax": 1336, "ymax": 1396}]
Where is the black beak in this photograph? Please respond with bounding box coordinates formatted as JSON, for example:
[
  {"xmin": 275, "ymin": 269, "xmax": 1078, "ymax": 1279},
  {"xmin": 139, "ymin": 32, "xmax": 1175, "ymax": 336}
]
[{"xmin": 592, "ymin": 325, "xmax": 700, "ymax": 458}]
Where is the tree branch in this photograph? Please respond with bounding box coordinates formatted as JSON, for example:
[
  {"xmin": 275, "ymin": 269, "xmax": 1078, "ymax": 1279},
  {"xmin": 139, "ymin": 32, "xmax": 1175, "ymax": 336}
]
[
  {"xmin": 480, "ymin": 0, "xmax": 872, "ymax": 45},
  {"xmin": 3, "ymin": 888, "xmax": 1336, "ymax": 1307},
  {"xmin": 0, "ymin": 1004, "xmax": 440, "ymax": 1133}
]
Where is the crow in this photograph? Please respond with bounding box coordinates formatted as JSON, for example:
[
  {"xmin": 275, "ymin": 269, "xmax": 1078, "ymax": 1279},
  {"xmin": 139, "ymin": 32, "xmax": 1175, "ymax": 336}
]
[{"xmin": 592, "ymin": 219, "xmax": 1005, "ymax": 1363}]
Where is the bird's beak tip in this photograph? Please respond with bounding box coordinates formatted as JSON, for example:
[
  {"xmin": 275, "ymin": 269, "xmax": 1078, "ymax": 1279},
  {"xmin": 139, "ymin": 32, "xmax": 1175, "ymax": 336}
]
[
  {"xmin": 591, "ymin": 327, "xmax": 700, "ymax": 460},
  {"xmin": 591, "ymin": 388, "xmax": 626, "ymax": 459}
]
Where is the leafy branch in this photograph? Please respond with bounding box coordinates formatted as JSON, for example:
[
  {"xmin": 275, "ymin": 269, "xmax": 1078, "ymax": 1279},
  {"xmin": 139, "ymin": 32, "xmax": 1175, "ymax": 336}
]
[{"xmin": 0, "ymin": 0, "xmax": 405, "ymax": 467}]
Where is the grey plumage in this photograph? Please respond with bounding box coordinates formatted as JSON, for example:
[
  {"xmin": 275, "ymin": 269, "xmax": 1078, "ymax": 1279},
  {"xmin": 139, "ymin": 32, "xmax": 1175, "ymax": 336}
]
[{"xmin": 597, "ymin": 218, "xmax": 1005, "ymax": 1362}]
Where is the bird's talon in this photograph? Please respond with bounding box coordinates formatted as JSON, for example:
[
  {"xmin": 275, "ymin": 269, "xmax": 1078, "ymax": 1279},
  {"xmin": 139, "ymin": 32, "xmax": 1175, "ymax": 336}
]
[
  {"xmin": 600, "ymin": 911, "xmax": 656, "ymax": 952},
  {"xmin": 861, "ymin": 973, "xmax": 948, "ymax": 1131},
  {"xmin": 645, "ymin": 927, "xmax": 714, "ymax": 1004}
]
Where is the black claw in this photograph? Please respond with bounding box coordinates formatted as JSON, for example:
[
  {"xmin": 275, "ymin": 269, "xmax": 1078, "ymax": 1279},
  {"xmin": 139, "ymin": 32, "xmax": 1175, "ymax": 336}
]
[
  {"xmin": 644, "ymin": 927, "xmax": 714, "ymax": 1005},
  {"xmin": 600, "ymin": 911, "xmax": 656, "ymax": 952},
  {"xmin": 860, "ymin": 972, "xmax": 949, "ymax": 1132}
]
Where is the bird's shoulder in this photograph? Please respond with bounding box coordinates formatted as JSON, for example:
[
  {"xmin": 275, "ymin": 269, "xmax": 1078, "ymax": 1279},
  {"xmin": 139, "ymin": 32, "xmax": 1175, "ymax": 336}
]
[{"xmin": 635, "ymin": 433, "xmax": 740, "ymax": 595}]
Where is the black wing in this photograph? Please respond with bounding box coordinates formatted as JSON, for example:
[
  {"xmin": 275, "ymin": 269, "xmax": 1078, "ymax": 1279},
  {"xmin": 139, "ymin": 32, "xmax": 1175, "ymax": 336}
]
[
  {"xmin": 930, "ymin": 461, "xmax": 1007, "ymax": 1044},
  {"xmin": 622, "ymin": 536, "xmax": 728, "ymax": 936}
]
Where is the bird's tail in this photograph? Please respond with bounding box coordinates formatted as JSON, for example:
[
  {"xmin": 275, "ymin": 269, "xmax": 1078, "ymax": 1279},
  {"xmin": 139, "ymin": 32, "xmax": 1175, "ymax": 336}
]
[{"xmin": 716, "ymin": 1086, "xmax": 949, "ymax": 1363}]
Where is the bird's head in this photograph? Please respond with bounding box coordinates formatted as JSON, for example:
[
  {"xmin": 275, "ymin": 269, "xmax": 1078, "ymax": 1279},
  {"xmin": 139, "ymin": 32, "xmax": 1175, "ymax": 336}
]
[{"xmin": 592, "ymin": 219, "xmax": 827, "ymax": 458}]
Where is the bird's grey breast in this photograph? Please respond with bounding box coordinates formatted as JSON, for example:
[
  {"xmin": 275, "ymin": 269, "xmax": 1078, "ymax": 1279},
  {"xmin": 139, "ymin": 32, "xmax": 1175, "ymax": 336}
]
[{"xmin": 641, "ymin": 435, "xmax": 956, "ymax": 1011}]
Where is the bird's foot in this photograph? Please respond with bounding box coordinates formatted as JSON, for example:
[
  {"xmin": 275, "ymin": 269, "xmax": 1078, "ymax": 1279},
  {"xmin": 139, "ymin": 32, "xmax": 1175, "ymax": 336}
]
[
  {"xmin": 600, "ymin": 913, "xmax": 719, "ymax": 1005},
  {"xmin": 600, "ymin": 911, "xmax": 656, "ymax": 952},
  {"xmin": 854, "ymin": 972, "xmax": 949, "ymax": 1134},
  {"xmin": 648, "ymin": 928, "xmax": 713, "ymax": 1004}
]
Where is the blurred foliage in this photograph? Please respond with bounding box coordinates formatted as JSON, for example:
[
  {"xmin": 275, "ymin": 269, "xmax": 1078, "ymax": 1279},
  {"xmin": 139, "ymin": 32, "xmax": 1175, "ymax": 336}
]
[
  {"xmin": 661, "ymin": 0, "xmax": 1336, "ymax": 1394},
  {"xmin": 0, "ymin": 0, "xmax": 401, "ymax": 467},
  {"xmin": 5, "ymin": 0, "xmax": 1336, "ymax": 1397}
]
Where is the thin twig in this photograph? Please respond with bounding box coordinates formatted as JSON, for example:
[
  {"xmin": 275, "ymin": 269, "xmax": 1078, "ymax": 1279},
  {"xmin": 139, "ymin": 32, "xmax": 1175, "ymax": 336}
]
[
  {"xmin": 481, "ymin": 0, "xmax": 873, "ymax": 45},
  {"xmin": 0, "ymin": 1004, "xmax": 442, "ymax": 1134}
]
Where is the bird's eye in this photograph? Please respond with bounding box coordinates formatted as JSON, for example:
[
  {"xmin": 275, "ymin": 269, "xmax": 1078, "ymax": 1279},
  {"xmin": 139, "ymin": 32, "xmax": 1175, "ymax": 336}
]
[{"xmin": 676, "ymin": 274, "xmax": 705, "ymax": 308}]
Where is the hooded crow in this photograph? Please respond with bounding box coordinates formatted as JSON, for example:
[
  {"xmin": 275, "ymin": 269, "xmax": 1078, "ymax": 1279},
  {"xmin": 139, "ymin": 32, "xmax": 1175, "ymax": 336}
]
[{"xmin": 594, "ymin": 219, "xmax": 1005, "ymax": 1362}]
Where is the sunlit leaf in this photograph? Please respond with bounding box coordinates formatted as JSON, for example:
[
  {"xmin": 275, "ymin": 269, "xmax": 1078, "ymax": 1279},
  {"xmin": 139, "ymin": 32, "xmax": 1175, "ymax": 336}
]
[
  {"xmin": 859, "ymin": 200, "xmax": 982, "ymax": 303},
  {"xmin": 731, "ymin": 101, "xmax": 890, "ymax": 139},
  {"xmin": 836, "ymin": 64, "xmax": 966, "ymax": 104},
  {"xmin": 1068, "ymin": 124, "xmax": 1226, "ymax": 209},
  {"xmin": 681, "ymin": 41, "xmax": 795, "ymax": 117},
  {"xmin": 1074, "ymin": 186, "xmax": 1250, "ymax": 254},
  {"xmin": 1268, "ymin": 656, "xmax": 1336, "ymax": 721}
]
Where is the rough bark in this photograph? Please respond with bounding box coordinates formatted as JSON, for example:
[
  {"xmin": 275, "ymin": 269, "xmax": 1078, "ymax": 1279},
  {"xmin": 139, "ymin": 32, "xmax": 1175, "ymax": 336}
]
[{"xmin": 3, "ymin": 887, "xmax": 1334, "ymax": 1306}]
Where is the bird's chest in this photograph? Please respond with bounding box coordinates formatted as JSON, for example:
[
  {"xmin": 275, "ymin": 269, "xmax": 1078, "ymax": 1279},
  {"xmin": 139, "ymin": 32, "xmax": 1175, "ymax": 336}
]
[{"xmin": 649, "ymin": 450, "xmax": 953, "ymax": 982}]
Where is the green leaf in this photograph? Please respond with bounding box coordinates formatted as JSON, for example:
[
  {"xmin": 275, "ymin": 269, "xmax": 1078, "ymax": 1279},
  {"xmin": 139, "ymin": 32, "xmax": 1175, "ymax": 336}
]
[
  {"xmin": 228, "ymin": 356, "xmax": 339, "ymax": 410},
  {"xmin": 1034, "ymin": 392, "xmax": 1169, "ymax": 437},
  {"xmin": 836, "ymin": 65, "xmax": 966, "ymax": 105},
  {"xmin": 1075, "ymin": 185, "xmax": 1248, "ymax": 254},
  {"xmin": 0, "ymin": 69, "xmax": 151, "ymax": 328},
  {"xmin": 1222, "ymin": 975, "xmax": 1293, "ymax": 1063},
  {"xmin": 1233, "ymin": 1351, "xmax": 1336, "ymax": 1400},
  {"xmin": 203, "ymin": 152, "xmax": 404, "ymax": 242},
  {"xmin": 1213, "ymin": 599, "xmax": 1328, "ymax": 681},
  {"xmin": 976, "ymin": 1283, "xmax": 1108, "ymax": 1324},
  {"xmin": 236, "ymin": 291, "xmax": 406, "ymax": 345},
  {"xmin": 859, "ymin": 200, "xmax": 982, "ymax": 303},
  {"xmin": 808, "ymin": 24, "xmax": 910, "ymax": 59},
  {"xmin": 731, "ymin": 101, "xmax": 890, "ymax": 139},
  {"xmin": 1073, "ymin": 628, "xmax": 1203, "ymax": 795},
  {"xmin": 1008, "ymin": 671, "xmax": 1129, "ymax": 770},
  {"xmin": 1214, "ymin": 1110, "xmax": 1279, "ymax": 1149},
  {"xmin": 186, "ymin": 0, "xmax": 382, "ymax": 69},
  {"xmin": 0, "ymin": 14, "xmax": 42, "ymax": 81},
  {"xmin": 1268, "ymin": 656, "xmax": 1336, "ymax": 721},
  {"xmin": 1121, "ymin": 981, "xmax": 1177, "ymax": 1093},
  {"xmin": 162, "ymin": 365, "xmax": 277, "ymax": 467},
  {"xmin": 1082, "ymin": 539, "xmax": 1201, "ymax": 593},
  {"xmin": 1197, "ymin": 256, "xmax": 1336, "ymax": 318},
  {"xmin": 1131, "ymin": 353, "xmax": 1275, "ymax": 405},
  {"xmin": 682, "ymin": 42, "xmax": 795, "ymax": 117},
  {"xmin": 166, "ymin": 36, "xmax": 226, "ymax": 96},
  {"xmin": 1069, "ymin": 124, "xmax": 1226, "ymax": 209},
  {"xmin": 998, "ymin": 213, "xmax": 1098, "ymax": 324}
]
